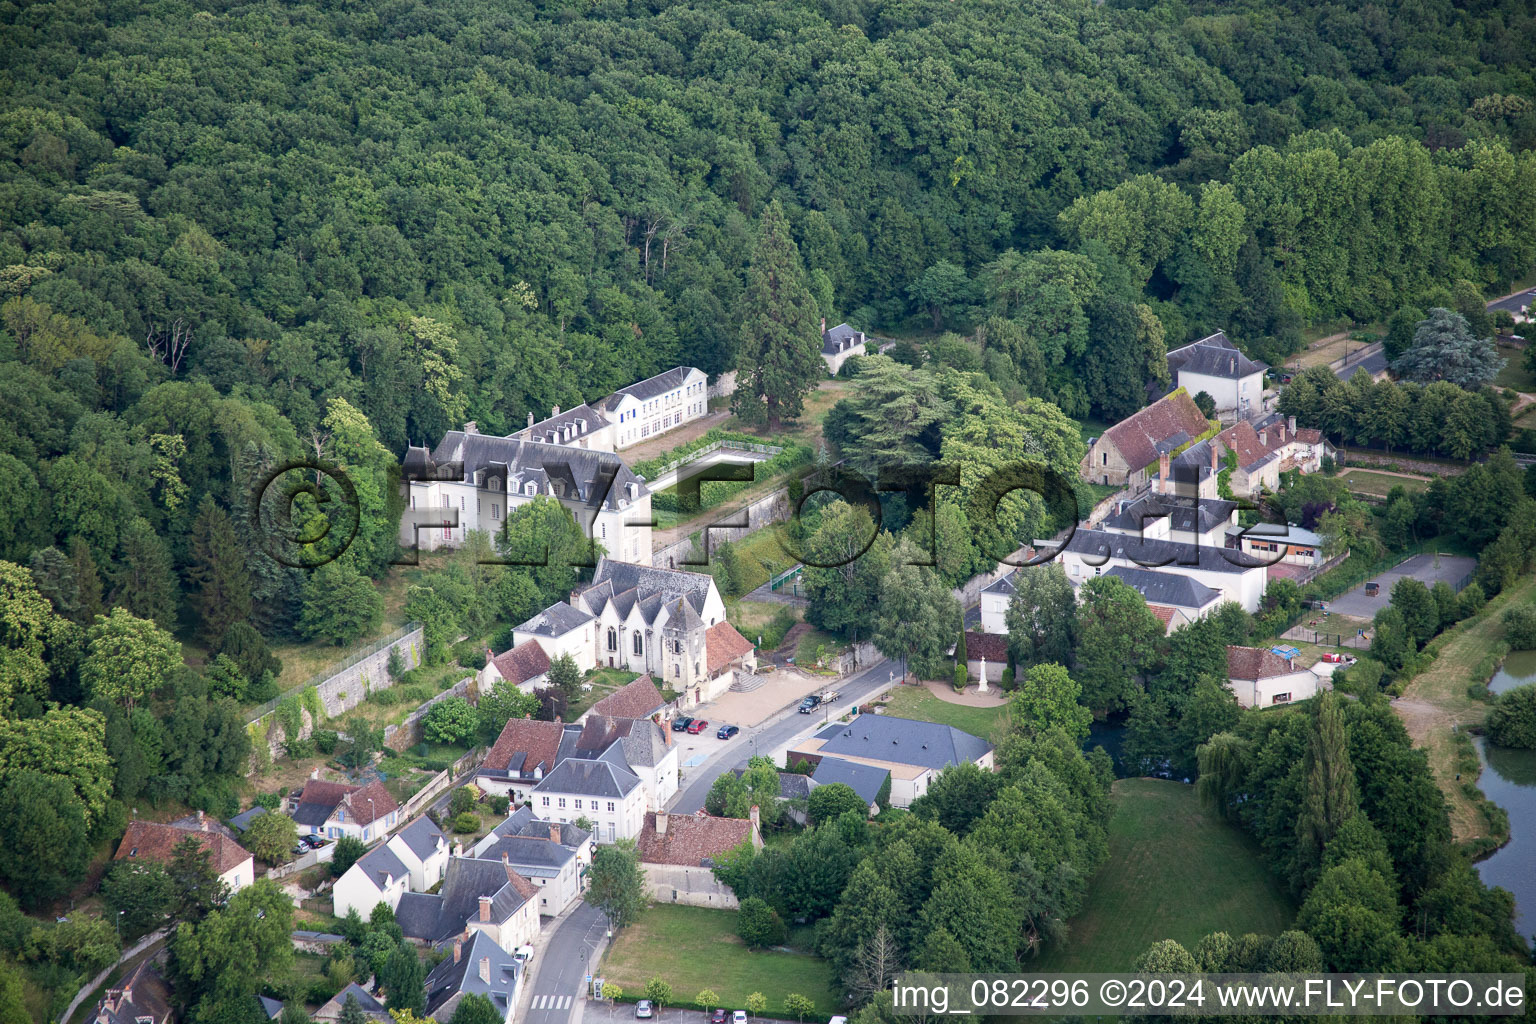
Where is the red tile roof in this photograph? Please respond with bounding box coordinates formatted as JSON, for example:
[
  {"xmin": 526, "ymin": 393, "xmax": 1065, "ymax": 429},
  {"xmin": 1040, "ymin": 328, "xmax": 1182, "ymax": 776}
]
[
  {"xmin": 704, "ymin": 623, "xmax": 754, "ymax": 676},
  {"xmin": 1226, "ymin": 645, "xmax": 1296, "ymax": 681},
  {"xmin": 483, "ymin": 718, "xmax": 566, "ymax": 775},
  {"xmin": 503, "ymin": 863, "xmax": 539, "ymax": 902},
  {"xmin": 1148, "ymin": 605, "xmax": 1178, "ymax": 628},
  {"xmin": 962, "ymin": 632, "xmax": 1008, "ymax": 663},
  {"xmin": 1102, "ymin": 390, "xmax": 1210, "ymax": 471},
  {"xmin": 589, "ymin": 675, "xmax": 666, "ymax": 720},
  {"xmin": 1217, "ymin": 419, "xmax": 1326, "ymax": 473},
  {"xmin": 489, "ymin": 640, "xmax": 550, "ymax": 687},
  {"xmin": 343, "ymin": 780, "xmax": 399, "ymax": 826},
  {"xmin": 116, "ymin": 820, "xmax": 252, "ymax": 875},
  {"xmin": 635, "ymin": 812, "xmax": 756, "ymax": 867}
]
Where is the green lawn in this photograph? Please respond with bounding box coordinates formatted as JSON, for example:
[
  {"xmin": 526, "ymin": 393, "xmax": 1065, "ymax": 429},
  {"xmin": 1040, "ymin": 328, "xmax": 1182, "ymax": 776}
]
[
  {"xmin": 1024, "ymin": 779, "xmax": 1296, "ymax": 972},
  {"xmin": 1494, "ymin": 343, "xmax": 1536, "ymax": 392},
  {"xmin": 1338, "ymin": 468, "xmax": 1429, "ymax": 498},
  {"xmin": 602, "ymin": 904, "xmax": 841, "ymax": 1016},
  {"xmin": 878, "ymin": 685, "xmax": 1010, "ymax": 744}
]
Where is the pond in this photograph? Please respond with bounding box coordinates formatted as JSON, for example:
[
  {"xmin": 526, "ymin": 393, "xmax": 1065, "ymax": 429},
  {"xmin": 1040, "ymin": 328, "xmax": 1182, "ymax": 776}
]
[
  {"xmin": 1474, "ymin": 738, "xmax": 1536, "ymax": 942},
  {"xmin": 1085, "ymin": 717, "xmax": 1130, "ymax": 777},
  {"xmin": 1489, "ymin": 650, "xmax": 1536, "ymax": 695}
]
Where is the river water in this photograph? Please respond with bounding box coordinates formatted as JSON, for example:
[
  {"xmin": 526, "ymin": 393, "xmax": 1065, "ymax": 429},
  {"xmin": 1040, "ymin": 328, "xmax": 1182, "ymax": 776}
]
[
  {"xmin": 1474, "ymin": 737, "xmax": 1536, "ymax": 943},
  {"xmin": 1488, "ymin": 650, "xmax": 1536, "ymax": 695}
]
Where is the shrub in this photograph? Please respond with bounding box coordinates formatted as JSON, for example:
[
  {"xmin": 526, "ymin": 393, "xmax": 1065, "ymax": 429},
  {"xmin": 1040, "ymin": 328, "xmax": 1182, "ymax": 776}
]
[
  {"xmin": 951, "ymin": 663, "xmax": 968, "ymax": 691},
  {"xmin": 424, "ymin": 697, "xmax": 479, "ymax": 746},
  {"xmin": 1502, "ymin": 605, "xmax": 1536, "ymax": 650},
  {"xmin": 331, "ymin": 836, "xmax": 367, "ymax": 877},
  {"xmin": 370, "ymin": 687, "xmax": 402, "ymax": 707},
  {"xmin": 313, "ymin": 730, "xmax": 339, "ymax": 754},
  {"xmin": 1000, "ymin": 666, "xmax": 1015, "ymax": 691},
  {"xmin": 449, "ymin": 786, "xmax": 478, "ymax": 817},
  {"xmin": 285, "ymin": 738, "xmax": 316, "ymax": 760},
  {"xmin": 736, "ymin": 897, "xmax": 786, "ymax": 949},
  {"xmin": 452, "ymin": 812, "xmax": 480, "ymax": 833},
  {"xmin": 453, "ymin": 640, "xmax": 487, "ymax": 670},
  {"xmin": 487, "ymin": 795, "xmax": 510, "ymax": 816},
  {"xmin": 1487, "ymin": 683, "xmax": 1536, "ymax": 748}
]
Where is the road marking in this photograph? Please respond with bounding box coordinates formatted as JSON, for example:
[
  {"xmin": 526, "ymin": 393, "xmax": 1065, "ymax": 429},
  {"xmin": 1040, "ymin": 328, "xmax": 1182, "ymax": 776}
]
[{"xmin": 531, "ymin": 995, "xmax": 573, "ymax": 1011}]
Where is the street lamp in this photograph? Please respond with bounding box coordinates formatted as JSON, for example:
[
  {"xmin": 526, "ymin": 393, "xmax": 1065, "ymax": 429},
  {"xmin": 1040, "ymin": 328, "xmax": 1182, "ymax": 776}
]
[{"xmin": 115, "ymin": 909, "xmax": 123, "ymax": 943}]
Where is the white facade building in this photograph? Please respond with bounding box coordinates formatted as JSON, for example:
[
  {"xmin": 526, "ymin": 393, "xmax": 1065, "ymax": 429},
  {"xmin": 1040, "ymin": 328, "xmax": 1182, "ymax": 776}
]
[
  {"xmin": 603, "ymin": 367, "xmax": 709, "ymax": 449},
  {"xmin": 332, "ymin": 815, "xmax": 451, "ymax": 920},
  {"xmin": 1165, "ymin": 332, "xmax": 1267, "ymax": 423}
]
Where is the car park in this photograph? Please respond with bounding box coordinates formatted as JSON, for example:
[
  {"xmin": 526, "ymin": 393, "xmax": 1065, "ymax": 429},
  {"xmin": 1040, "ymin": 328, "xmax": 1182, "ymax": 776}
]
[
  {"xmin": 711, "ymin": 1010, "xmax": 727, "ymax": 1024},
  {"xmin": 686, "ymin": 718, "xmax": 709, "ymax": 734},
  {"xmin": 672, "ymin": 716, "xmax": 693, "ymax": 732},
  {"xmin": 636, "ymin": 1001, "xmax": 653, "ymax": 1019},
  {"xmin": 716, "ymin": 724, "xmax": 739, "ymax": 739}
]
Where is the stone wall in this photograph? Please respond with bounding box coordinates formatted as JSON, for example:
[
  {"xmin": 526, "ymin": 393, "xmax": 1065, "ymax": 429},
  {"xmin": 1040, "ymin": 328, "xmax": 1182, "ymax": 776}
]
[
  {"xmin": 651, "ymin": 486, "xmax": 793, "ymax": 569},
  {"xmin": 642, "ymin": 863, "xmax": 740, "ymax": 909},
  {"xmin": 707, "ymin": 369, "xmax": 737, "ymax": 399},
  {"xmin": 383, "ymin": 674, "xmax": 477, "ymax": 752}
]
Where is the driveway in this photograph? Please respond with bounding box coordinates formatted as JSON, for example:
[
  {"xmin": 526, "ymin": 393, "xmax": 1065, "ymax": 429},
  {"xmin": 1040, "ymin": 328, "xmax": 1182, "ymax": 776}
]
[{"xmin": 668, "ymin": 657, "xmax": 904, "ymax": 814}]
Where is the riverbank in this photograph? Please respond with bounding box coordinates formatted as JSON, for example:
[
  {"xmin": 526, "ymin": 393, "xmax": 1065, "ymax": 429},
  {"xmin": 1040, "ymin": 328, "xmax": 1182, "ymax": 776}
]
[{"xmin": 1392, "ymin": 574, "xmax": 1536, "ymax": 844}]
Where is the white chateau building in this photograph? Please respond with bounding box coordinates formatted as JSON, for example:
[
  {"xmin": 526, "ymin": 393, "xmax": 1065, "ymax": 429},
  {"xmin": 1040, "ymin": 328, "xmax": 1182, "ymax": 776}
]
[{"xmin": 509, "ymin": 367, "xmax": 709, "ymax": 453}]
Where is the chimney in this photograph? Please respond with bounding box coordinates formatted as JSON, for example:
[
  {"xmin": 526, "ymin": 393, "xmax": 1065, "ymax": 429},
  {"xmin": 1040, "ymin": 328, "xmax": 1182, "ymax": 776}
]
[
  {"xmin": 820, "ymin": 317, "xmax": 827, "ymax": 333},
  {"xmin": 661, "ymin": 724, "xmax": 671, "ymax": 747},
  {"xmin": 549, "ymin": 824, "xmax": 560, "ymax": 843},
  {"xmin": 656, "ymin": 812, "xmax": 668, "ymax": 837},
  {"xmin": 479, "ymin": 957, "xmax": 491, "ymax": 984},
  {"xmin": 453, "ymin": 840, "xmax": 464, "ymax": 858},
  {"xmin": 1259, "ymin": 429, "xmax": 1267, "ymax": 447},
  {"xmin": 552, "ymin": 404, "xmax": 561, "ymax": 418},
  {"xmin": 1230, "ymin": 356, "xmax": 1236, "ymax": 374},
  {"xmin": 528, "ymin": 411, "xmax": 535, "ymax": 428},
  {"xmin": 197, "ymin": 809, "xmax": 207, "ymax": 831},
  {"xmin": 453, "ymin": 940, "xmax": 462, "ymax": 964},
  {"xmin": 464, "ymin": 421, "xmax": 478, "ymax": 434},
  {"xmin": 1279, "ymin": 421, "xmax": 1287, "ymax": 443},
  {"xmin": 1158, "ymin": 452, "xmax": 1170, "ymax": 494},
  {"xmin": 311, "ymin": 766, "xmax": 321, "ymax": 779},
  {"xmin": 1210, "ymin": 443, "xmax": 1219, "ymax": 474},
  {"xmin": 1288, "ymin": 415, "xmax": 1296, "ymax": 434},
  {"xmin": 478, "ymin": 896, "xmax": 493, "ymax": 923}
]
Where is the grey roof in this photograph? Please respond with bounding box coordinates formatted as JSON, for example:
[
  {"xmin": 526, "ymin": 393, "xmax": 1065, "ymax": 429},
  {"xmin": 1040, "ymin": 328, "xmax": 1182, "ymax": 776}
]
[
  {"xmin": 519, "ymin": 403, "xmax": 607, "ymax": 446},
  {"xmin": 731, "ymin": 769, "xmax": 819, "ymax": 802},
  {"xmin": 582, "ymin": 558, "xmax": 716, "ymax": 618},
  {"xmin": 402, "ymin": 433, "xmax": 647, "ymax": 511},
  {"xmin": 395, "ymin": 815, "xmax": 448, "ymax": 862},
  {"xmin": 393, "ymin": 892, "xmax": 444, "ymax": 942},
  {"xmin": 315, "ymin": 985, "xmax": 388, "ymax": 1023},
  {"xmin": 822, "ymin": 322, "xmax": 865, "ymax": 355},
  {"xmin": 604, "ymin": 366, "xmax": 701, "ymax": 406},
  {"xmin": 533, "ymin": 757, "xmax": 640, "ymax": 800},
  {"xmin": 292, "ymin": 802, "xmax": 334, "ymax": 828},
  {"xmin": 489, "ymin": 806, "xmax": 592, "ymax": 849},
  {"xmin": 1101, "ymin": 493, "xmax": 1238, "ymax": 537},
  {"xmin": 514, "ymin": 600, "xmax": 594, "ymax": 638},
  {"xmin": 353, "ymin": 843, "xmax": 411, "ymax": 889},
  {"xmin": 811, "ymin": 757, "xmax": 887, "ymax": 807},
  {"xmin": 1166, "ymin": 332, "xmax": 1267, "ymax": 380},
  {"xmin": 981, "ymin": 570, "xmax": 1018, "ymax": 597},
  {"xmin": 228, "ymin": 806, "xmax": 268, "ymax": 833},
  {"xmin": 1104, "ymin": 566, "xmax": 1222, "ymax": 611},
  {"xmin": 476, "ymin": 835, "xmax": 576, "ymax": 877},
  {"xmin": 814, "ymin": 715, "xmax": 993, "ymax": 772},
  {"xmin": 397, "ymin": 858, "xmax": 537, "ymax": 944},
  {"xmin": 424, "ymin": 931, "xmax": 522, "ymax": 1021},
  {"xmin": 1057, "ymin": 528, "xmax": 1267, "ymax": 576},
  {"xmin": 256, "ymin": 996, "xmax": 284, "ymax": 1020}
]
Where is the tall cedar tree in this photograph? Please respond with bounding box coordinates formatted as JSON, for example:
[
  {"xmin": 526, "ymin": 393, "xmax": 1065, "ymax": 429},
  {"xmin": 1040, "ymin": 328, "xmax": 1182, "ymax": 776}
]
[
  {"xmin": 1294, "ymin": 692, "xmax": 1358, "ymax": 882},
  {"xmin": 733, "ymin": 200, "xmax": 823, "ymax": 431},
  {"xmin": 187, "ymin": 496, "xmax": 253, "ymax": 646}
]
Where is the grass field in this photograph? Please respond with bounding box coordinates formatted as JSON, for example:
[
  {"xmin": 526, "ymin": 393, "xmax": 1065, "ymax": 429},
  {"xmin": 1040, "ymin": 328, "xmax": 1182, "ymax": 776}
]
[
  {"xmin": 1338, "ymin": 468, "xmax": 1430, "ymax": 497},
  {"xmin": 729, "ymin": 526, "xmax": 798, "ymax": 594},
  {"xmin": 878, "ymin": 684, "xmax": 1010, "ymax": 743},
  {"xmin": 1024, "ymin": 779, "xmax": 1296, "ymax": 972},
  {"xmin": 1395, "ymin": 573, "xmax": 1536, "ymax": 842},
  {"xmin": 602, "ymin": 904, "xmax": 841, "ymax": 1016},
  {"xmin": 1494, "ymin": 343, "xmax": 1536, "ymax": 393}
]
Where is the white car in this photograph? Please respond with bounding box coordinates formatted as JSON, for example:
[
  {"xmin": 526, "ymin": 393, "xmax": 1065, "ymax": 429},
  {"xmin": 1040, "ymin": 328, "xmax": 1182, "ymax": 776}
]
[{"xmin": 731, "ymin": 1013, "xmax": 747, "ymax": 1024}]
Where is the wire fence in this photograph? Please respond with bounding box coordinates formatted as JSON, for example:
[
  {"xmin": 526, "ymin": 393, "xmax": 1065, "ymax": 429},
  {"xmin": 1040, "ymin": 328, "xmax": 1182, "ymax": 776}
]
[{"xmin": 245, "ymin": 622, "xmax": 422, "ymax": 724}]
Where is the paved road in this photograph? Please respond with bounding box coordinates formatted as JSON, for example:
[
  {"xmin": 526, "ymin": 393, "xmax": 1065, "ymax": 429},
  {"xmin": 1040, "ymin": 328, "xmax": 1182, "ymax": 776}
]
[
  {"xmin": 522, "ymin": 902, "xmax": 609, "ymax": 1024},
  {"xmin": 1488, "ymin": 286, "xmax": 1536, "ymax": 316},
  {"xmin": 668, "ymin": 656, "xmax": 904, "ymax": 814}
]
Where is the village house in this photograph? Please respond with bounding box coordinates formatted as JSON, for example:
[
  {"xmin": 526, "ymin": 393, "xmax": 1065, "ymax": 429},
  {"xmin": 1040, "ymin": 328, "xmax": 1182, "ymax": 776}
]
[
  {"xmin": 1163, "ymin": 331, "xmax": 1267, "ymax": 423},
  {"xmin": 788, "ymin": 715, "xmax": 992, "ymax": 808},
  {"xmin": 331, "ymin": 815, "xmax": 451, "ymax": 920},
  {"xmin": 978, "ymin": 570, "xmax": 1018, "ymax": 635},
  {"xmin": 92, "ymin": 960, "xmax": 172, "ymax": 1024},
  {"xmin": 820, "ymin": 320, "xmax": 868, "ymax": 375},
  {"xmin": 399, "ymin": 428, "xmax": 652, "ymax": 562},
  {"xmin": 470, "ymin": 806, "xmax": 593, "ymax": 916},
  {"xmin": 635, "ymin": 809, "xmax": 762, "ymax": 908},
  {"xmin": 1160, "ymin": 415, "xmax": 1333, "ymax": 499},
  {"xmin": 291, "ymin": 776, "xmax": 401, "ymax": 842},
  {"xmin": 1226, "ymin": 646, "xmax": 1328, "ymax": 708},
  {"xmin": 424, "ymin": 932, "xmax": 524, "ymax": 1024},
  {"xmin": 115, "ymin": 815, "xmax": 254, "ymax": 893},
  {"xmin": 1099, "ymin": 489, "xmax": 1239, "ymax": 549},
  {"xmin": 809, "ymin": 757, "xmax": 887, "ymax": 815},
  {"xmin": 1235, "ymin": 522, "xmax": 1329, "ymax": 573},
  {"xmin": 604, "ymin": 367, "xmax": 710, "ymax": 449},
  {"xmin": 530, "ymin": 758, "xmax": 647, "ymax": 844},
  {"xmin": 1052, "ymin": 524, "xmax": 1270, "ymax": 613},
  {"xmin": 395, "ymin": 856, "xmax": 541, "ymax": 953},
  {"xmin": 472, "ymin": 806, "xmax": 594, "ymax": 867},
  {"xmin": 480, "ymin": 639, "xmax": 551, "ymax": 694},
  {"xmin": 580, "ymin": 674, "xmax": 668, "ymax": 723},
  {"xmin": 511, "ymin": 602, "xmax": 597, "ymax": 673},
  {"xmin": 1079, "ymin": 389, "xmax": 1213, "ymax": 488},
  {"xmin": 1102, "ymin": 566, "xmax": 1224, "ymax": 626},
  {"xmin": 313, "ymin": 985, "xmax": 391, "ymax": 1024}
]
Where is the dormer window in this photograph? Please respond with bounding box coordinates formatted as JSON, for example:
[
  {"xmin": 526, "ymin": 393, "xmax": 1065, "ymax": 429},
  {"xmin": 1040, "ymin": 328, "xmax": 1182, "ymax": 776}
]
[
  {"xmin": 487, "ymin": 476, "xmax": 502, "ymax": 491},
  {"xmin": 524, "ymin": 482, "xmax": 536, "ymax": 496}
]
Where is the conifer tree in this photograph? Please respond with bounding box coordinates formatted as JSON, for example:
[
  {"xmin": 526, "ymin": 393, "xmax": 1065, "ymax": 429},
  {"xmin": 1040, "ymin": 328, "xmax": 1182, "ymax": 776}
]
[
  {"xmin": 733, "ymin": 200, "xmax": 824, "ymax": 431},
  {"xmin": 187, "ymin": 495, "xmax": 253, "ymax": 645},
  {"xmin": 1294, "ymin": 692, "xmax": 1358, "ymax": 880}
]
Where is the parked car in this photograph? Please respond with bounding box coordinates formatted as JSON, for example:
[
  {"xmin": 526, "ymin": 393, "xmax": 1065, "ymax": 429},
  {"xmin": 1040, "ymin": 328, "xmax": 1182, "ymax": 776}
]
[
  {"xmin": 513, "ymin": 945, "xmax": 534, "ymax": 966},
  {"xmin": 636, "ymin": 1001, "xmax": 653, "ymax": 1019},
  {"xmin": 711, "ymin": 1010, "xmax": 727, "ymax": 1024},
  {"xmin": 304, "ymin": 833, "xmax": 327, "ymax": 847},
  {"xmin": 1364, "ymin": 581, "xmax": 1380, "ymax": 597},
  {"xmin": 672, "ymin": 716, "xmax": 694, "ymax": 732},
  {"xmin": 797, "ymin": 695, "xmax": 822, "ymax": 713},
  {"xmin": 292, "ymin": 842, "xmax": 307, "ymax": 855},
  {"xmin": 716, "ymin": 724, "xmax": 739, "ymax": 740},
  {"xmin": 686, "ymin": 719, "xmax": 709, "ymax": 734},
  {"xmin": 829, "ymin": 1017, "xmax": 848, "ymax": 1024},
  {"xmin": 732, "ymin": 1013, "xmax": 747, "ymax": 1024}
]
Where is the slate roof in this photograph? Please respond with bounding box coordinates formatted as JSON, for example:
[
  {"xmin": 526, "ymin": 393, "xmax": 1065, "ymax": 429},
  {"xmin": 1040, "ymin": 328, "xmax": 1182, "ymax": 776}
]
[
  {"xmin": 813, "ymin": 715, "xmax": 992, "ymax": 772},
  {"xmin": 488, "ymin": 639, "xmax": 551, "ymax": 687},
  {"xmin": 395, "ymin": 814, "xmax": 449, "ymax": 862},
  {"xmin": 588, "ymin": 675, "xmax": 666, "ymax": 720},
  {"xmin": 1098, "ymin": 390, "xmax": 1211, "ymax": 471},
  {"xmin": 476, "ymin": 834, "xmax": 577, "ymax": 878},
  {"xmin": 822, "ymin": 322, "xmax": 866, "ymax": 355},
  {"xmin": 402, "ymin": 433, "xmax": 647, "ymax": 511},
  {"xmin": 1227, "ymin": 645, "xmax": 1299, "ymax": 681},
  {"xmin": 635, "ymin": 812, "xmax": 755, "ymax": 867},
  {"xmin": 1166, "ymin": 332, "xmax": 1267, "ymax": 380},
  {"xmin": 533, "ymin": 757, "xmax": 639, "ymax": 799},
  {"xmin": 962, "ymin": 632, "xmax": 1008, "ymax": 663},
  {"xmin": 424, "ymin": 932, "xmax": 523, "ymax": 1021},
  {"xmin": 811, "ymin": 757, "xmax": 888, "ymax": 807},
  {"xmin": 481, "ymin": 718, "xmax": 566, "ymax": 777},
  {"xmin": 583, "ymin": 558, "xmax": 716, "ymax": 617},
  {"xmin": 573, "ymin": 715, "xmax": 671, "ymax": 770},
  {"xmin": 604, "ymin": 366, "xmax": 702, "ymax": 406},
  {"xmin": 1058, "ymin": 528, "xmax": 1267, "ymax": 576},
  {"xmin": 397, "ymin": 857, "xmax": 538, "ymax": 944},
  {"xmin": 93, "ymin": 958, "xmax": 172, "ymax": 1024},
  {"xmin": 314, "ymin": 984, "xmax": 389, "ymax": 1023},
  {"xmin": 514, "ymin": 601, "xmax": 594, "ymax": 638},
  {"xmin": 729, "ymin": 769, "xmax": 818, "ymax": 802},
  {"xmin": 1101, "ymin": 493, "xmax": 1238, "ymax": 537},
  {"xmin": 352, "ymin": 843, "xmax": 411, "ymax": 889},
  {"xmin": 981, "ymin": 570, "xmax": 1018, "ymax": 596},
  {"xmin": 518, "ymin": 403, "xmax": 607, "ymax": 446},
  {"xmin": 227, "ymin": 806, "xmax": 268, "ymax": 833},
  {"xmin": 257, "ymin": 995, "xmax": 284, "ymax": 1020},
  {"xmin": 485, "ymin": 806, "xmax": 592, "ymax": 849},
  {"xmin": 116, "ymin": 820, "xmax": 251, "ymax": 875},
  {"xmin": 705, "ymin": 621, "xmax": 754, "ymax": 675},
  {"xmin": 1104, "ymin": 565, "xmax": 1222, "ymax": 610}
]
